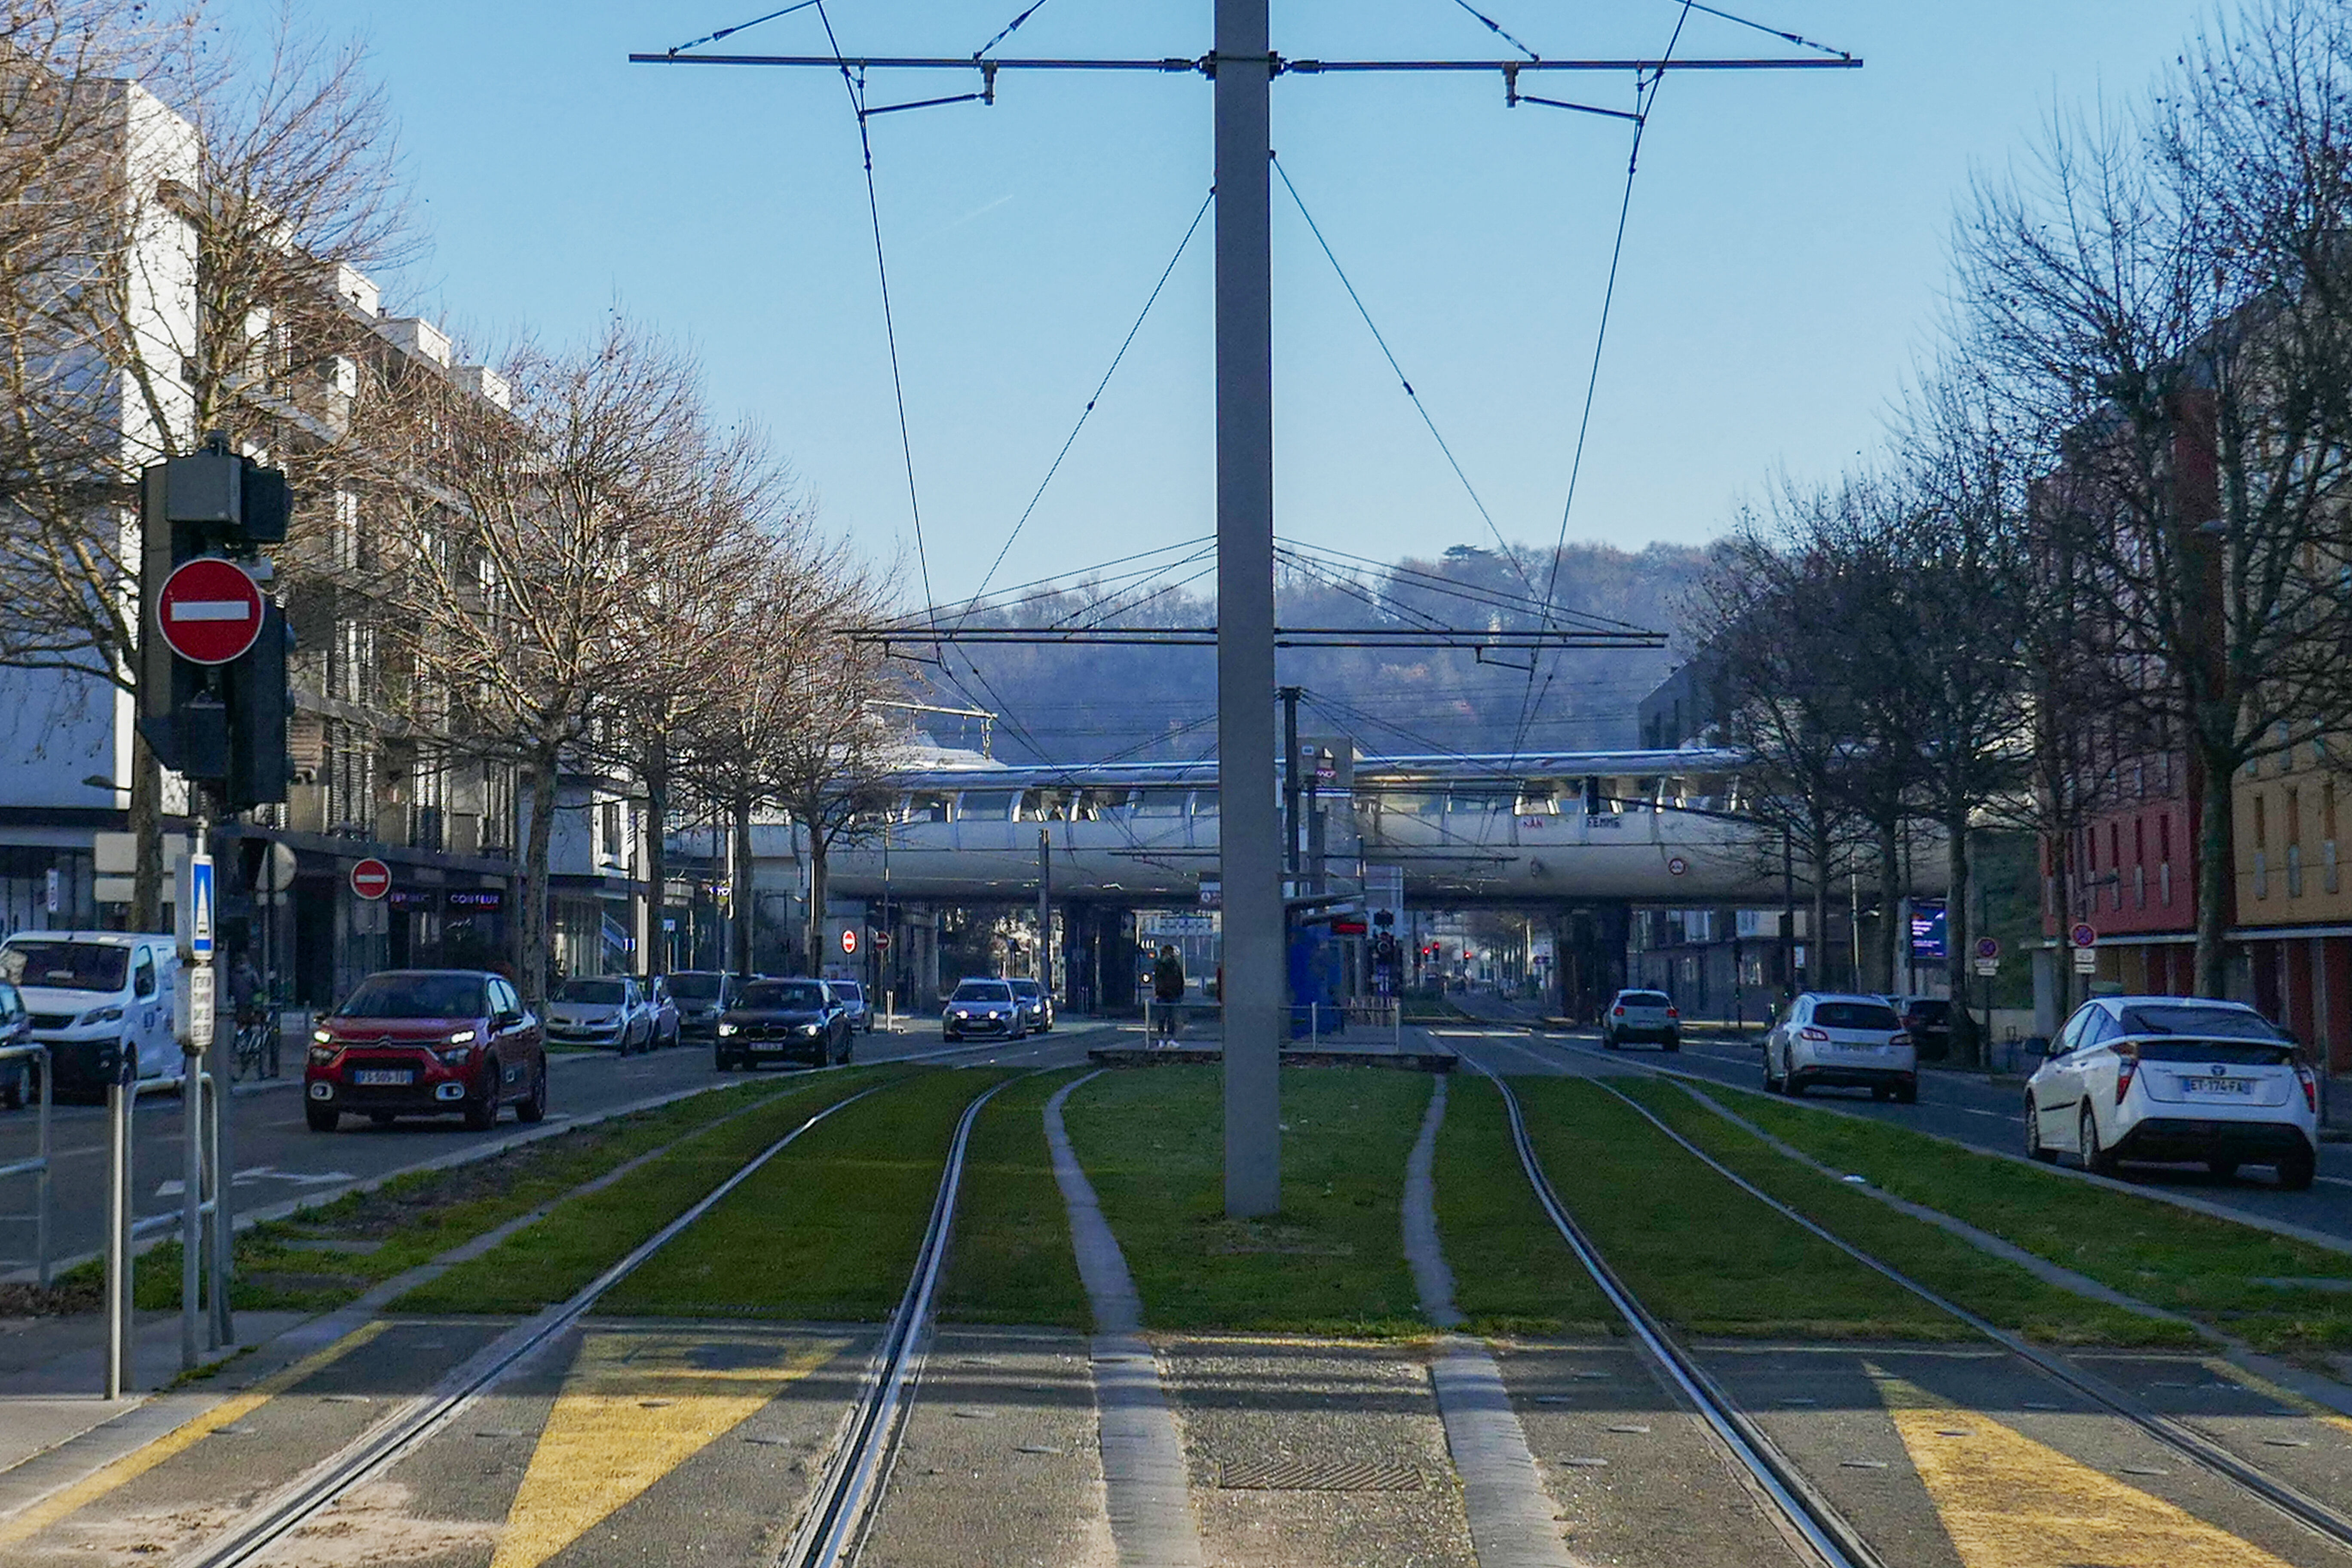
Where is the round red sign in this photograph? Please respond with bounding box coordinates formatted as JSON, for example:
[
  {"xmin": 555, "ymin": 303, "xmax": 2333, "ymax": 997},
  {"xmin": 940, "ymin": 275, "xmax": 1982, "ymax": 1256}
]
[
  {"xmin": 350, "ymin": 858, "xmax": 392, "ymax": 901},
  {"xmin": 2070, "ymin": 922, "xmax": 2098, "ymax": 949},
  {"xmin": 839, "ymin": 928, "xmax": 859, "ymax": 956},
  {"xmin": 156, "ymin": 557, "xmax": 263, "ymax": 665},
  {"xmin": 871, "ymin": 931, "xmax": 891, "ymax": 951}
]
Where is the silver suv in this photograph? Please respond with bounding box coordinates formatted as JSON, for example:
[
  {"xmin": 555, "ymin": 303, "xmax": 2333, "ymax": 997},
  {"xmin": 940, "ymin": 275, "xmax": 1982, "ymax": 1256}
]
[{"xmin": 1765, "ymin": 992, "xmax": 1917, "ymax": 1102}]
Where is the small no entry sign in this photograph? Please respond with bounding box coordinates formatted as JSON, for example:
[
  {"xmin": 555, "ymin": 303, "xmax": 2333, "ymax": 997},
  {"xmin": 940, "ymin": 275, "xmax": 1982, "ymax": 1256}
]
[{"xmin": 156, "ymin": 558, "xmax": 263, "ymax": 665}]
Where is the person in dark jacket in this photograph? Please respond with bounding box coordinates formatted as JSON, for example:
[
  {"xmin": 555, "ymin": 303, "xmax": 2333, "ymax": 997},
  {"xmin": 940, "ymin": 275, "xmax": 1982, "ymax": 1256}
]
[{"xmin": 1151, "ymin": 945, "xmax": 1185, "ymax": 1041}]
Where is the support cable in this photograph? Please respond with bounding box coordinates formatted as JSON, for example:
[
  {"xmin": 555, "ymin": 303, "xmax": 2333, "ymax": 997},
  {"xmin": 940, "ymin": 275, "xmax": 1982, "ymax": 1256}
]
[
  {"xmin": 666, "ymin": 0, "xmax": 819, "ymax": 56},
  {"xmin": 1510, "ymin": 1, "xmax": 1692, "ymax": 755},
  {"xmin": 817, "ymin": 1, "xmax": 940, "ymax": 637},
  {"xmin": 962, "ymin": 189, "xmax": 1216, "ymax": 619},
  {"xmin": 1271, "ymin": 154, "xmax": 1541, "ymax": 604},
  {"xmin": 1445, "ymin": 0, "xmax": 1541, "ymax": 62},
  {"xmin": 974, "ymin": 0, "xmax": 1053, "ymax": 59}
]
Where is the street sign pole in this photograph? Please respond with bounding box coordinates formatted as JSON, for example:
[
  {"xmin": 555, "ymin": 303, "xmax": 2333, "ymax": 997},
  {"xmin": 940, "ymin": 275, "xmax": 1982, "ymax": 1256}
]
[{"xmin": 1216, "ymin": 0, "xmax": 1281, "ymax": 1219}]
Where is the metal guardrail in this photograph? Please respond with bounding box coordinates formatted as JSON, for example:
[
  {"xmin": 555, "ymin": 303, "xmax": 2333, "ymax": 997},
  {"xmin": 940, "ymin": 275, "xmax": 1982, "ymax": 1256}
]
[
  {"xmin": 0, "ymin": 1043, "xmax": 52, "ymax": 1286},
  {"xmin": 1139, "ymin": 998, "xmax": 1405, "ymax": 1047}
]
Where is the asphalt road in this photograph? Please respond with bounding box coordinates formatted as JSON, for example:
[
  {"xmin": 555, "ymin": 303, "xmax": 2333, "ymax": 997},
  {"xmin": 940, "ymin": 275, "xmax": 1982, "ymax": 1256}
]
[
  {"xmin": 1448, "ymin": 991, "xmax": 2352, "ymax": 1247},
  {"xmin": 0, "ymin": 1017, "xmax": 1093, "ymax": 1278}
]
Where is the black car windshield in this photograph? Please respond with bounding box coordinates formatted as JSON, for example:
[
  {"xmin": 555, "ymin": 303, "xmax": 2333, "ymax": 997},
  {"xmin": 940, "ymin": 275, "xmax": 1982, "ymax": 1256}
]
[
  {"xmin": 1905, "ymin": 999, "xmax": 1952, "ymax": 1020},
  {"xmin": 1618, "ymin": 991, "xmax": 1670, "ymax": 1006},
  {"xmin": 832, "ymin": 982, "xmax": 864, "ymax": 1001},
  {"xmin": 742, "ymin": 980, "xmax": 827, "ymax": 1010},
  {"xmin": 339, "ymin": 974, "xmax": 487, "ymax": 1019},
  {"xmin": 2116, "ymin": 1003, "xmax": 2285, "ymax": 1041},
  {"xmin": 668, "ymin": 973, "xmax": 723, "ymax": 1000},
  {"xmin": 953, "ymin": 982, "xmax": 1012, "ymax": 1002},
  {"xmin": 554, "ymin": 979, "xmax": 626, "ymax": 1006},
  {"xmin": 1814, "ymin": 1001, "xmax": 1901, "ymax": 1031},
  {"xmin": 3, "ymin": 941, "xmax": 129, "ymax": 992},
  {"xmin": 1010, "ymin": 981, "xmax": 1041, "ymax": 996}
]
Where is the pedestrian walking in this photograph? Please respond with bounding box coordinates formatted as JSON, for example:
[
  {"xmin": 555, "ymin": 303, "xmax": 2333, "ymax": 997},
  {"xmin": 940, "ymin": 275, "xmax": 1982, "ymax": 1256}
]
[{"xmin": 1151, "ymin": 944, "xmax": 1185, "ymax": 1044}]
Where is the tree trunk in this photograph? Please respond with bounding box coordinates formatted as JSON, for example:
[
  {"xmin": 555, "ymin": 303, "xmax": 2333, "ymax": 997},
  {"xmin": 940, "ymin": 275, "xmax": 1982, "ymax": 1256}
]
[
  {"xmin": 1945, "ymin": 807, "xmax": 1977, "ymax": 1068},
  {"xmin": 1877, "ymin": 813, "xmax": 1902, "ymax": 994},
  {"xmin": 643, "ymin": 734, "xmax": 668, "ymax": 978},
  {"xmin": 1809, "ymin": 817, "xmax": 1833, "ymax": 995},
  {"xmin": 130, "ymin": 729, "xmax": 163, "ymax": 931},
  {"xmin": 518, "ymin": 750, "xmax": 559, "ymax": 1006},
  {"xmin": 2192, "ymin": 736, "xmax": 2234, "ymax": 999},
  {"xmin": 731, "ymin": 791, "xmax": 754, "ymax": 978},
  {"xmin": 805, "ymin": 825, "xmax": 831, "ymax": 977}
]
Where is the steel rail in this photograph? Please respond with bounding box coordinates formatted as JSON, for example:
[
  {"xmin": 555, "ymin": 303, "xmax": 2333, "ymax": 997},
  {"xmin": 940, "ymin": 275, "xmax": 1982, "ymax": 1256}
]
[
  {"xmin": 781, "ymin": 1070, "xmax": 1024, "ymax": 1567},
  {"xmin": 1539, "ymin": 1038, "xmax": 2352, "ymax": 1553},
  {"xmin": 1459, "ymin": 1052, "xmax": 1878, "ymax": 1568},
  {"xmin": 176, "ymin": 1081, "xmax": 896, "ymax": 1568}
]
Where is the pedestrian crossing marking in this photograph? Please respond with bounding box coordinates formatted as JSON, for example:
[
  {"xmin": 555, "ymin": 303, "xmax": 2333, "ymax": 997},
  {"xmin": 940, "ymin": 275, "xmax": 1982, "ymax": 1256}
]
[
  {"xmin": 488, "ymin": 1331, "xmax": 844, "ymax": 1568},
  {"xmin": 1867, "ymin": 1364, "xmax": 2295, "ymax": 1568}
]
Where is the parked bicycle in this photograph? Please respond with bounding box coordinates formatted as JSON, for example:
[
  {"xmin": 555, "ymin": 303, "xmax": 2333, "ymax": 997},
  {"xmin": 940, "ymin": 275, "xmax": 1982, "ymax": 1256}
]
[{"xmin": 231, "ymin": 1009, "xmax": 279, "ymax": 1081}]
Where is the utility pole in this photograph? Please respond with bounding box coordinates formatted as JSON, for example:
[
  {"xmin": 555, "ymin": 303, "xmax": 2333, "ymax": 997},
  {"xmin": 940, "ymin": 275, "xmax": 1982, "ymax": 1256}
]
[
  {"xmin": 631, "ymin": 16, "xmax": 1856, "ymax": 1222},
  {"xmin": 1037, "ymin": 825, "xmax": 1053, "ymax": 992},
  {"xmin": 1281, "ymin": 685, "xmax": 1303, "ymax": 882}
]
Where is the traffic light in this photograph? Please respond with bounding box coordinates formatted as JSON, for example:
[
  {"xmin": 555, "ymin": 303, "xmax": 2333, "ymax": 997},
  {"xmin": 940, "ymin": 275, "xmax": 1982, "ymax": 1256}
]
[{"xmin": 137, "ymin": 435, "xmax": 293, "ymax": 805}]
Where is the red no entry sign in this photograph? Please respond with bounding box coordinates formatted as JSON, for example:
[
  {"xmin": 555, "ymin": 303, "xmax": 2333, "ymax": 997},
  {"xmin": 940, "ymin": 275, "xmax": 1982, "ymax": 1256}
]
[
  {"xmin": 350, "ymin": 858, "xmax": 392, "ymax": 901},
  {"xmin": 840, "ymin": 928, "xmax": 859, "ymax": 956},
  {"xmin": 156, "ymin": 557, "xmax": 263, "ymax": 665}
]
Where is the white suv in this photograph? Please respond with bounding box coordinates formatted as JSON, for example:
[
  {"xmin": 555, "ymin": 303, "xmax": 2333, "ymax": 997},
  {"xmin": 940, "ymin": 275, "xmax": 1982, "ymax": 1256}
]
[
  {"xmin": 1764, "ymin": 992, "xmax": 1917, "ymax": 1102},
  {"xmin": 2025, "ymin": 995, "xmax": 2318, "ymax": 1189}
]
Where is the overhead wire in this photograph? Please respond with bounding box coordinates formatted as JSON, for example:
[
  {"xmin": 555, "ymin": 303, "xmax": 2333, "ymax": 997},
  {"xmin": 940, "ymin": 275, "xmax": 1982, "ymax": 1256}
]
[
  {"xmin": 973, "ymin": 0, "xmax": 1053, "ymax": 59},
  {"xmin": 816, "ymin": 0, "xmax": 940, "ymax": 637},
  {"xmin": 1510, "ymin": 0, "xmax": 1694, "ymax": 756},
  {"xmin": 960, "ymin": 190, "xmax": 1216, "ymax": 620},
  {"xmin": 1444, "ymin": 0, "xmax": 1541, "ymax": 61},
  {"xmin": 1271, "ymin": 153, "xmax": 1544, "ymax": 605},
  {"xmin": 665, "ymin": 0, "xmax": 820, "ymax": 56}
]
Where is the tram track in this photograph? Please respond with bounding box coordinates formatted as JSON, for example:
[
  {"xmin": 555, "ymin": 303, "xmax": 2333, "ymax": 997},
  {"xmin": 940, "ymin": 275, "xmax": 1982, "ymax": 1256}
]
[
  {"xmin": 155, "ymin": 1042, "xmax": 1061, "ymax": 1568},
  {"xmin": 1457, "ymin": 1036, "xmax": 2352, "ymax": 1568}
]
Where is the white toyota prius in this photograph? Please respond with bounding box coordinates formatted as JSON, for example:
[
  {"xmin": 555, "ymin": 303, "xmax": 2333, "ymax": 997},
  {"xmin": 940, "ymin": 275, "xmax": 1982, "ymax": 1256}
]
[{"xmin": 2024, "ymin": 995, "xmax": 2319, "ymax": 1190}]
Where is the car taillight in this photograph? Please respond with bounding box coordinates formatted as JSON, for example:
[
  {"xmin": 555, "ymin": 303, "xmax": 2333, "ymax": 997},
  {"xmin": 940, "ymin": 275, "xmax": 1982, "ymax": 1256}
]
[
  {"xmin": 1889, "ymin": 1032, "xmax": 1911, "ymax": 1048},
  {"xmin": 1612, "ymin": 1005, "xmax": 1626, "ymax": 1017},
  {"xmin": 2297, "ymin": 1062, "xmax": 2318, "ymax": 1115},
  {"xmin": 2114, "ymin": 1042, "xmax": 2139, "ymax": 1104},
  {"xmin": 1799, "ymin": 1026, "xmax": 1829, "ymax": 1042},
  {"xmin": 1665, "ymin": 1007, "xmax": 1679, "ymax": 1019}
]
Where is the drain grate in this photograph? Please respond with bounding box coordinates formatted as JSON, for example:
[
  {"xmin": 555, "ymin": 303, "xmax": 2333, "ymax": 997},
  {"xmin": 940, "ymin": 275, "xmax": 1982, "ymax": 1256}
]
[{"xmin": 1217, "ymin": 1457, "xmax": 1424, "ymax": 1492}]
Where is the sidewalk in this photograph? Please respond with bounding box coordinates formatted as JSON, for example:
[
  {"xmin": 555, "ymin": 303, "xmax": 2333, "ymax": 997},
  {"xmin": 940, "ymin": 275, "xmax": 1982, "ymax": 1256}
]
[{"xmin": 0, "ymin": 1307, "xmax": 308, "ymax": 1477}]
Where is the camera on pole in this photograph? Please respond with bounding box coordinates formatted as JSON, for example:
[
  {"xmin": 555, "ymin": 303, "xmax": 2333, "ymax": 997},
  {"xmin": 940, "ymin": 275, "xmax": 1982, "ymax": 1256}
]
[{"xmin": 135, "ymin": 433, "xmax": 293, "ymax": 805}]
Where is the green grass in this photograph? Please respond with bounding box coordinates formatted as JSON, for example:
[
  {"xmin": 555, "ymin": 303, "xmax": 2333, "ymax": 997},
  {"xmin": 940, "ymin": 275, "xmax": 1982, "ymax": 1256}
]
[
  {"xmin": 1671, "ymin": 1080, "xmax": 2352, "ymax": 1355},
  {"xmin": 1513, "ymin": 1078, "xmax": 1963, "ymax": 1340},
  {"xmin": 1613, "ymin": 1081, "xmax": 2196, "ymax": 1348},
  {"xmin": 938, "ymin": 1069, "xmax": 1091, "ymax": 1329},
  {"xmin": 1061, "ymin": 1065, "xmax": 1429, "ymax": 1336},
  {"xmin": 398, "ymin": 1071, "xmax": 897, "ymax": 1314},
  {"xmin": 98, "ymin": 1075, "xmax": 826, "ymax": 1313},
  {"xmin": 1433, "ymin": 1076, "xmax": 1615, "ymax": 1336},
  {"xmin": 598, "ymin": 1068, "xmax": 1014, "ymax": 1320}
]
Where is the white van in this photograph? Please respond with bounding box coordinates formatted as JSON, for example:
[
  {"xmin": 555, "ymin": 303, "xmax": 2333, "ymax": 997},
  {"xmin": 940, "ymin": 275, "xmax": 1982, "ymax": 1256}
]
[{"xmin": 0, "ymin": 932, "xmax": 184, "ymax": 1099}]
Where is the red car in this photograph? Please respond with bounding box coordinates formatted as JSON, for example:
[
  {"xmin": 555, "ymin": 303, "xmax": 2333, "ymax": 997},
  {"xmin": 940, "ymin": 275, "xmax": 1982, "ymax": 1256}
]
[{"xmin": 305, "ymin": 969, "xmax": 547, "ymax": 1132}]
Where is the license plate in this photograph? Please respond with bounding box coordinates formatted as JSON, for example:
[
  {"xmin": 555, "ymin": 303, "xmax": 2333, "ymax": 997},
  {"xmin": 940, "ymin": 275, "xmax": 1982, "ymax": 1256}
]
[
  {"xmin": 2181, "ymin": 1076, "xmax": 2252, "ymax": 1095},
  {"xmin": 352, "ymin": 1069, "xmax": 413, "ymax": 1086}
]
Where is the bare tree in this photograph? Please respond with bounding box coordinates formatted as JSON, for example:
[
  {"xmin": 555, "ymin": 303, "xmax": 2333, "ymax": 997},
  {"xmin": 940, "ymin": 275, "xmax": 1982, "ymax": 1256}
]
[
  {"xmin": 0, "ymin": 9, "xmax": 414, "ymax": 926},
  {"xmin": 1961, "ymin": 0, "xmax": 2352, "ymax": 995},
  {"xmin": 384, "ymin": 317, "xmax": 712, "ymax": 1002}
]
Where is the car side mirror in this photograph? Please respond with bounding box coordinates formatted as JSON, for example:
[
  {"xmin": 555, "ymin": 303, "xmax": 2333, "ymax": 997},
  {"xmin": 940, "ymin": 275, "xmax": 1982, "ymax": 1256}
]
[{"xmin": 497, "ymin": 1009, "xmax": 523, "ymax": 1028}]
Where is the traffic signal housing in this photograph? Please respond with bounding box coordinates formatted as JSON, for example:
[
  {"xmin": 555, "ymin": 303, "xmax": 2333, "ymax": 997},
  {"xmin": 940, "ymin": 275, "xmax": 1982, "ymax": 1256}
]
[{"xmin": 137, "ymin": 437, "xmax": 293, "ymax": 805}]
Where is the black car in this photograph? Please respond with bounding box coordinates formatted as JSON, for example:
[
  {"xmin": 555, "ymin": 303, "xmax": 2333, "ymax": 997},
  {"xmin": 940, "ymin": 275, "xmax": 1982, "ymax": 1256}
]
[
  {"xmin": 716, "ymin": 978, "xmax": 852, "ymax": 1069},
  {"xmin": 1897, "ymin": 996, "xmax": 1953, "ymax": 1061}
]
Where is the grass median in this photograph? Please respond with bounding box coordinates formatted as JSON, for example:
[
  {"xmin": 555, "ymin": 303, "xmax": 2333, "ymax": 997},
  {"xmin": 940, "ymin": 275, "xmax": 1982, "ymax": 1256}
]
[
  {"xmin": 938, "ymin": 1068, "xmax": 1090, "ymax": 1329},
  {"xmin": 1060, "ymin": 1065, "xmax": 1427, "ymax": 1336},
  {"xmin": 1658, "ymin": 1079, "xmax": 2352, "ymax": 1355},
  {"xmin": 1433, "ymin": 1075, "xmax": 1615, "ymax": 1337},
  {"xmin": 397, "ymin": 1069, "xmax": 895, "ymax": 1314},
  {"xmin": 1611, "ymin": 1079, "xmax": 2195, "ymax": 1348},
  {"xmin": 596, "ymin": 1067, "xmax": 1014, "ymax": 1320},
  {"xmin": 82, "ymin": 1072, "xmax": 818, "ymax": 1314},
  {"xmin": 1513, "ymin": 1078, "xmax": 1963, "ymax": 1340}
]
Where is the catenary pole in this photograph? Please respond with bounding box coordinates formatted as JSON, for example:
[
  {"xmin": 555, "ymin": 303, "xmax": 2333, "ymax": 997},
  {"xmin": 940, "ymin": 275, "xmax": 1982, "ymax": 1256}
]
[{"xmin": 1216, "ymin": 0, "xmax": 1281, "ymax": 1219}]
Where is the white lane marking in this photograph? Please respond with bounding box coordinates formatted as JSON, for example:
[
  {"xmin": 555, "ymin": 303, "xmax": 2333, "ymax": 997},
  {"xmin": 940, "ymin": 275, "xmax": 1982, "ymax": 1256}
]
[{"xmin": 2316, "ymin": 1175, "xmax": 2352, "ymax": 1190}]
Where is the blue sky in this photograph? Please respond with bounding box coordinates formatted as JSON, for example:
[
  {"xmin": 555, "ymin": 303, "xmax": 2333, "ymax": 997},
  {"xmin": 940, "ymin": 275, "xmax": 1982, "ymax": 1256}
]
[{"xmin": 276, "ymin": 2, "xmax": 2217, "ymax": 603}]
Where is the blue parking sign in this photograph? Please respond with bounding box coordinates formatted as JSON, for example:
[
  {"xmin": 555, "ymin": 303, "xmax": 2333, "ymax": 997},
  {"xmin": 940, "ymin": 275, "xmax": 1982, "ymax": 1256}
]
[{"xmin": 188, "ymin": 855, "xmax": 214, "ymax": 960}]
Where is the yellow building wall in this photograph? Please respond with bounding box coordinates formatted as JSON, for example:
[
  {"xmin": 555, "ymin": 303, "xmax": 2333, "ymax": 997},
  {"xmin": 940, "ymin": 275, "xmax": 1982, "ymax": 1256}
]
[{"xmin": 2233, "ymin": 740, "xmax": 2352, "ymax": 927}]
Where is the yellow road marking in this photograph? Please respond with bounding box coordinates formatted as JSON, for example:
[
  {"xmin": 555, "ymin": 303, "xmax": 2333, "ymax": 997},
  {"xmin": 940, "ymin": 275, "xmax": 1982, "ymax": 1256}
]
[
  {"xmin": 1866, "ymin": 1365, "xmax": 2297, "ymax": 1568},
  {"xmin": 0, "ymin": 1319, "xmax": 392, "ymax": 1547},
  {"xmin": 488, "ymin": 1330, "xmax": 845, "ymax": 1568}
]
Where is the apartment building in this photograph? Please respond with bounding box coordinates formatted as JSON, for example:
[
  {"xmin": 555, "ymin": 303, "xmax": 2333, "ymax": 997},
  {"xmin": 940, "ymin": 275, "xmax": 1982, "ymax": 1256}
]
[
  {"xmin": 2234, "ymin": 740, "xmax": 2352, "ymax": 1073},
  {"xmin": 0, "ymin": 71, "xmax": 649, "ymax": 1004}
]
